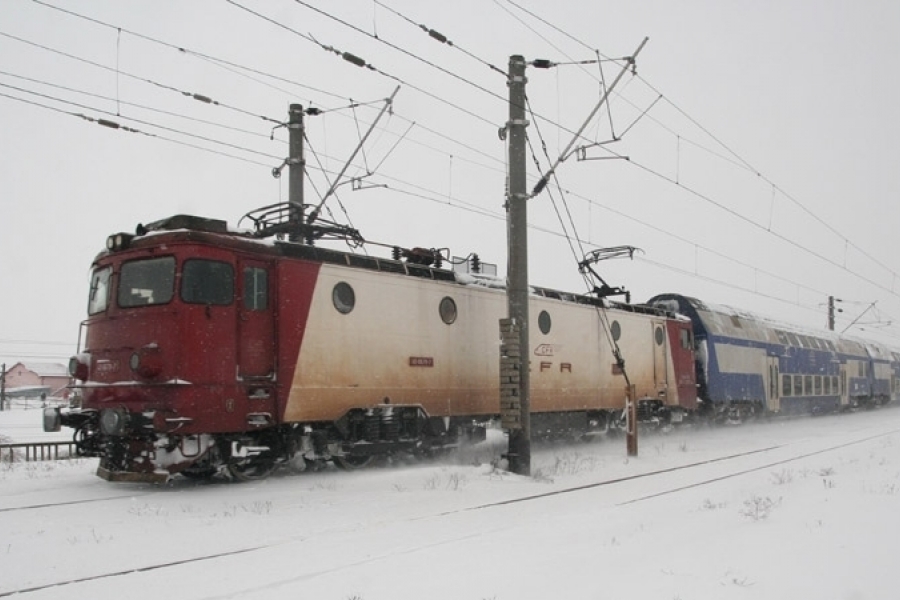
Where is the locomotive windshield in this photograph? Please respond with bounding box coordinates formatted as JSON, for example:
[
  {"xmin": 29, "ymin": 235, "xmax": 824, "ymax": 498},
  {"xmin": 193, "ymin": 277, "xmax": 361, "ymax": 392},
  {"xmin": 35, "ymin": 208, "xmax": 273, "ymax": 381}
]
[
  {"xmin": 181, "ymin": 259, "xmax": 234, "ymax": 305},
  {"xmin": 87, "ymin": 266, "xmax": 112, "ymax": 315},
  {"xmin": 118, "ymin": 256, "xmax": 176, "ymax": 307}
]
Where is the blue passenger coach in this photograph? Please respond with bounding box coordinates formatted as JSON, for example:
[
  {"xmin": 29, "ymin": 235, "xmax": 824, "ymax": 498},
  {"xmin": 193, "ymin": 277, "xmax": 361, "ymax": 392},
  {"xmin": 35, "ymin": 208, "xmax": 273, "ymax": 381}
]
[{"xmin": 648, "ymin": 294, "xmax": 897, "ymax": 418}]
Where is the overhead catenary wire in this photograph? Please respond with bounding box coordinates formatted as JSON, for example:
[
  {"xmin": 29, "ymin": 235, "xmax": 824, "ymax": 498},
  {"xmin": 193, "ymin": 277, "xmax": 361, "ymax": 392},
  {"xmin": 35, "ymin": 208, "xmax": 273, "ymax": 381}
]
[
  {"xmin": 0, "ymin": 82, "xmax": 282, "ymax": 161},
  {"xmin": 0, "ymin": 86, "xmax": 840, "ymax": 327},
  {"xmin": 8, "ymin": 78, "xmax": 835, "ymax": 326},
  {"xmin": 239, "ymin": 0, "xmax": 623, "ymax": 152},
  {"xmin": 499, "ymin": 0, "xmax": 900, "ymax": 300},
  {"xmin": 590, "ymin": 140, "xmax": 900, "ymax": 304},
  {"xmin": 0, "ymin": 75, "xmax": 857, "ymax": 328},
  {"xmin": 225, "ymin": 0, "xmax": 497, "ymax": 128},
  {"xmin": 0, "ymin": 30, "xmax": 282, "ymax": 126},
  {"xmin": 0, "ymin": 69, "xmax": 273, "ymax": 140},
  {"xmin": 352, "ymin": 0, "xmax": 857, "ymax": 314},
  {"xmin": 0, "ymin": 88, "xmax": 276, "ymax": 168},
  {"xmin": 10, "ymin": 0, "xmax": 896, "ymax": 340},
  {"xmin": 30, "ymin": 0, "xmax": 511, "ymax": 180},
  {"xmin": 371, "ymin": 0, "xmax": 507, "ymax": 76},
  {"xmin": 29, "ymin": 0, "xmax": 352, "ymax": 106}
]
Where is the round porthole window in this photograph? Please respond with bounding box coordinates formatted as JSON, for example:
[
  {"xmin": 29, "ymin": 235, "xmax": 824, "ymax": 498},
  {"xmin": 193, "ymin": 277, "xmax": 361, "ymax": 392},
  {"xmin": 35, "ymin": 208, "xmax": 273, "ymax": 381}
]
[
  {"xmin": 655, "ymin": 326, "xmax": 664, "ymax": 346},
  {"xmin": 332, "ymin": 282, "xmax": 355, "ymax": 314},
  {"xmin": 439, "ymin": 296, "xmax": 457, "ymax": 324},
  {"xmin": 611, "ymin": 320, "xmax": 621, "ymax": 341},
  {"xmin": 538, "ymin": 310, "xmax": 551, "ymax": 334}
]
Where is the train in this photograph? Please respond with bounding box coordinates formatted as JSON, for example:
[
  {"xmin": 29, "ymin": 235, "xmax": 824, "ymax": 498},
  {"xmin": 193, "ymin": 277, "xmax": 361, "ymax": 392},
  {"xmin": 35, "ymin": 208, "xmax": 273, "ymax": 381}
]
[{"xmin": 42, "ymin": 208, "xmax": 897, "ymax": 482}]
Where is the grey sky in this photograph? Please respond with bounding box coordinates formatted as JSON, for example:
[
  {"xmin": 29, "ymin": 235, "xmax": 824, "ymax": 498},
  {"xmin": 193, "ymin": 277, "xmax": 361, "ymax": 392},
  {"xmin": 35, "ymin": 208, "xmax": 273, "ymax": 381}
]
[{"xmin": 2, "ymin": 0, "xmax": 899, "ymax": 365}]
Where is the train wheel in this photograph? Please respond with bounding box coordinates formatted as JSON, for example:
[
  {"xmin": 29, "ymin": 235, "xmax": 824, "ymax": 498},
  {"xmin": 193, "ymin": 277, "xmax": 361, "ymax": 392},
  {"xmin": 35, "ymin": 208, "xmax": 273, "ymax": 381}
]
[
  {"xmin": 333, "ymin": 454, "xmax": 374, "ymax": 470},
  {"xmin": 227, "ymin": 456, "xmax": 277, "ymax": 481}
]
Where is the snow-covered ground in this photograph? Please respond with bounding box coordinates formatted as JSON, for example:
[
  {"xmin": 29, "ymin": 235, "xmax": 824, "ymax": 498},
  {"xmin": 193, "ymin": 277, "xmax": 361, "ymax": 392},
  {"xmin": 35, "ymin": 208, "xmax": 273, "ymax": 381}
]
[{"xmin": 2, "ymin": 406, "xmax": 899, "ymax": 599}]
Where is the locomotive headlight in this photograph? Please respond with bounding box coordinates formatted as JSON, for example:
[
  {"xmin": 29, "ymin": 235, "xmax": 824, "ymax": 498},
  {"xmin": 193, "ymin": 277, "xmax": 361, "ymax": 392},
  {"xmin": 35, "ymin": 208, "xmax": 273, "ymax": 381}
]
[
  {"xmin": 130, "ymin": 344, "xmax": 163, "ymax": 379},
  {"xmin": 68, "ymin": 354, "xmax": 90, "ymax": 382},
  {"xmin": 106, "ymin": 232, "xmax": 133, "ymax": 252},
  {"xmin": 100, "ymin": 408, "xmax": 129, "ymax": 436}
]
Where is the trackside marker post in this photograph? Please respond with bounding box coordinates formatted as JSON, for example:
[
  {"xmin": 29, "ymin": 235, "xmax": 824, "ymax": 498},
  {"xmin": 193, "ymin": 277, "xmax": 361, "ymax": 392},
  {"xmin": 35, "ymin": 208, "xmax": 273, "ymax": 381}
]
[{"xmin": 626, "ymin": 384, "xmax": 638, "ymax": 456}]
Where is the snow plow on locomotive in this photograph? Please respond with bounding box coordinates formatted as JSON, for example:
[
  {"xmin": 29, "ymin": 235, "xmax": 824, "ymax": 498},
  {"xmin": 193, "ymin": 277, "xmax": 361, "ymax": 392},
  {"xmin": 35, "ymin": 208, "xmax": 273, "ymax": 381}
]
[{"xmin": 44, "ymin": 213, "xmax": 698, "ymax": 482}]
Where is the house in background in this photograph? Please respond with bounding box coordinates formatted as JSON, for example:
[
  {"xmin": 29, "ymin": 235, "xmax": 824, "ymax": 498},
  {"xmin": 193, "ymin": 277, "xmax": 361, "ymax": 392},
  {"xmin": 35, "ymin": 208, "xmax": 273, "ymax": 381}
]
[{"xmin": 3, "ymin": 362, "xmax": 71, "ymax": 399}]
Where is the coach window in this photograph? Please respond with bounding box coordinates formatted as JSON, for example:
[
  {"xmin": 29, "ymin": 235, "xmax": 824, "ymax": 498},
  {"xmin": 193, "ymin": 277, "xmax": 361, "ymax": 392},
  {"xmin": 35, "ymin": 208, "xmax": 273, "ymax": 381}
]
[
  {"xmin": 332, "ymin": 282, "xmax": 355, "ymax": 314},
  {"xmin": 538, "ymin": 310, "xmax": 551, "ymax": 335},
  {"xmin": 804, "ymin": 375, "xmax": 813, "ymax": 395},
  {"xmin": 793, "ymin": 375, "xmax": 803, "ymax": 396},
  {"xmin": 119, "ymin": 256, "xmax": 176, "ymax": 307},
  {"xmin": 814, "ymin": 375, "xmax": 822, "ymax": 395},
  {"xmin": 87, "ymin": 266, "xmax": 112, "ymax": 314},
  {"xmin": 611, "ymin": 320, "xmax": 621, "ymax": 341},
  {"xmin": 439, "ymin": 296, "xmax": 457, "ymax": 325},
  {"xmin": 182, "ymin": 260, "xmax": 234, "ymax": 305},
  {"xmin": 243, "ymin": 267, "xmax": 268, "ymax": 311},
  {"xmin": 824, "ymin": 376, "xmax": 831, "ymax": 395},
  {"xmin": 782, "ymin": 374, "xmax": 792, "ymax": 397}
]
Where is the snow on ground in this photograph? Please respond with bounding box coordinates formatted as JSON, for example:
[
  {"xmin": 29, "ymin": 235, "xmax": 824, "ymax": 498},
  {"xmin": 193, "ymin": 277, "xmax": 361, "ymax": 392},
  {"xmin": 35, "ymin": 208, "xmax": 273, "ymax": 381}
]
[{"xmin": 2, "ymin": 406, "xmax": 899, "ymax": 600}]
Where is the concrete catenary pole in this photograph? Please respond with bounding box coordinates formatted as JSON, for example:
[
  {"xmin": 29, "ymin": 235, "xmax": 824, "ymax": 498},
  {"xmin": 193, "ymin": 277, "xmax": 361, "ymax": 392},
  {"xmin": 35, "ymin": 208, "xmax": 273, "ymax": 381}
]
[
  {"xmin": 505, "ymin": 55, "xmax": 531, "ymax": 475},
  {"xmin": 288, "ymin": 103, "xmax": 306, "ymax": 243}
]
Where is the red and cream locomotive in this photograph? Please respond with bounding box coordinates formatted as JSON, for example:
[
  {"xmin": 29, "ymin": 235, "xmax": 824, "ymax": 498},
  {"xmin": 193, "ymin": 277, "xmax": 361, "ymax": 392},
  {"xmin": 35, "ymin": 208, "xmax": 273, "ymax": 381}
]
[{"xmin": 44, "ymin": 208, "xmax": 697, "ymax": 482}]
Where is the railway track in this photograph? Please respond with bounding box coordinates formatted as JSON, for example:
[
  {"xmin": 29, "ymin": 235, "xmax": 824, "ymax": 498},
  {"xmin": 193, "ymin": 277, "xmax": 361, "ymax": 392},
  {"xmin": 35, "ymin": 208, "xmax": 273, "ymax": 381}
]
[{"xmin": 5, "ymin": 426, "xmax": 898, "ymax": 598}]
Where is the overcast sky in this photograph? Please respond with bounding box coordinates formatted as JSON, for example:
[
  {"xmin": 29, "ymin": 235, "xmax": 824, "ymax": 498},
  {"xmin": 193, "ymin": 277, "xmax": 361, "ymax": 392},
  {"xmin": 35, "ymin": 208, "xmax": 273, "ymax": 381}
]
[{"xmin": 2, "ymin": 0, "xmax": 900, "ymax": 366}]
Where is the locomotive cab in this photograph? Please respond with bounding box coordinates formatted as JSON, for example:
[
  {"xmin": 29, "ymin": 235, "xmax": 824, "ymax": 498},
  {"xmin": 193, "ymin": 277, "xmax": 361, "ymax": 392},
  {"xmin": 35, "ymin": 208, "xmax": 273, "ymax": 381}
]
[{"xmin": 47, "ymin": 216, "xmax": 281, "ymax": 481}]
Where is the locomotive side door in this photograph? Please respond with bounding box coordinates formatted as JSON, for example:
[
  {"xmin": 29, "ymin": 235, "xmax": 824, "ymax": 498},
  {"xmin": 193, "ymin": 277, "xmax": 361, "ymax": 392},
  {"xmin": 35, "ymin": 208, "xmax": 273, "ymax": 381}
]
[{"xmin": 237, "ymin": 259, "xmax": 276, "ymax": 380}]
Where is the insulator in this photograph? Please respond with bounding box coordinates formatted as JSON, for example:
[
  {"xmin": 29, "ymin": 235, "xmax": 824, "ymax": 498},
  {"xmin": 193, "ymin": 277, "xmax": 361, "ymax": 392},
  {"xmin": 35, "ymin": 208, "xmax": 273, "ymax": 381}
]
[
  {"xmin": 428, "ymin": 29, "xmax": 448, "ymax": 44},
  {"xmin": 342, "ymin": 52, "xmax": 366, "ymax": 68},
  {"xmin": 434, "ymin": 254, "xmax": 443, "ymax": 269},
  {"xmin": 470, "ymin": 253, "xmax": 481, "ymax": 274},
  {"xmin": 392, "ymin": 246, "xmax": 401, "ymax": 261}
]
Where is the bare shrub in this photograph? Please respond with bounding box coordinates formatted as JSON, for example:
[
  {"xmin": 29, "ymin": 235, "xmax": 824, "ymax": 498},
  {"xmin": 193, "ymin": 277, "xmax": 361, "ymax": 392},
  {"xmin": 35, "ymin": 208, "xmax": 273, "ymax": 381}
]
[
  {"xmin": 739, "ymin": 495, "xmax": 781, "ymax": 521},
  {"xmin": 700, "ymin": 498, "xmax": 727, "ymax": 511},
  {"xmin": 535, "ymin": 452, "xmax": 600, "ymax": 478},
  {"xmin": 770, "ymin": 468, "xmax": 794, "ymax": 485}
]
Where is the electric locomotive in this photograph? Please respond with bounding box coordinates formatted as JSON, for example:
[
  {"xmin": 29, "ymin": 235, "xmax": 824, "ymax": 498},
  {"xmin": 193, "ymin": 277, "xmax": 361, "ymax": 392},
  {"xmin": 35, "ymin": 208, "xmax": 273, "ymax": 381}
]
[{"xmin": 44, "ymin": 209, "xmax": 697, "ymax": 482}]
